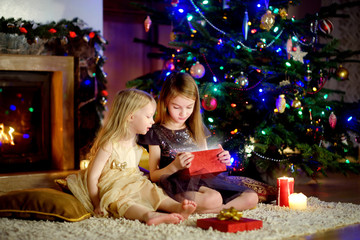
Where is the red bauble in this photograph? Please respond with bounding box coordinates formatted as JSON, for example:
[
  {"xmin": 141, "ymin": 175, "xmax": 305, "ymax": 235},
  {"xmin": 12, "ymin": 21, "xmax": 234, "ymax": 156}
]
[
  {"xmin": 201, "ymin": 95, "xmax": 217, "ymax": 111},
  {"xmin": 318, "ymin": 19, "xmax": 334, "ymax": 34}
]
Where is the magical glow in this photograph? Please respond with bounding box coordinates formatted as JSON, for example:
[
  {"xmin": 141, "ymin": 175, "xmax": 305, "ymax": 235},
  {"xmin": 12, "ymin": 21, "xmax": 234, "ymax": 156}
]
[
  {"xmin": 323, "ymin": 94, "xmax": 328, "ymax": 99},
  {"xmin": 259, "ymin": 88, "xmax": 263, "ymax": 93},
  {"xmin": 273, "ymin": 26, "xmax": 279, "ymax": 33},
  {"xmin": 9, "ymin": 105, "xmax": 16, "ymax": 111},
  {"xmin": 347, "ymin": 116, "xmax": 353, "ymax": 122},
  {"xmin": 276, "ymin": 48, "xmax": 282, "ymax": 52},
  {"xmin": 236, "ymin": 45, "xmax": 241, "ymax": 49},
  {"xmin": 285, "ymin": 62, "xmax": 291, "ymax": 67},
  {"xmin": 208, "ymin": 117, "xmax": 214, "ymax": 123},
  {"xmin": 261, "ymin": 130, "xmax": 266, "ymax": 135},
  {"xmin": 166, "ymin": 71, "xmax": 171, "ymax": 76},
  {"xmin": 23, "ymin": 133, "xmax": 30, "ymax": 139},
  {"xmin": 298, "ymin": 110, "xmax": 303, "ymax": 115},
  {"xmin": 202, "ymin": 0, "xmax": 209, "ymax": 4},
  {"xmin": 178, "ymin": 8, "xmax": 184, "ymax": 13},
  {"xmin": 257, "ymin": 4, "xmax": 261, "ymax": 7},
  {"xmin": 231, "ymin": 103, "xmax": 236, "ymax": 107},
  {"xmin": 28, "ymin": 107, "xmax": 34, "ymax": 112},
  {"xmin": 213, "ymin": 76, "xmax": 218, "ymax": 82},
  {"xmin": 84, "ymin": 79, "xmax": 91, "ymax": 85},
  {"xmin": 291, "ymin": 36, "xmax": 298, "ymax": 42}
]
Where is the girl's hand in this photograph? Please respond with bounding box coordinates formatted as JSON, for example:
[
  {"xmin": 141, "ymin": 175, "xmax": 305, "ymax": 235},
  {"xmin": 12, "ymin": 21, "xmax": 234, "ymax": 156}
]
[
  {"xmin": 217, "ymin": 144, "xmax": 231, "ymax": 166},
  {"xmin": 174, "ymin": 152, "xmax": 194, "ymax": 170}
]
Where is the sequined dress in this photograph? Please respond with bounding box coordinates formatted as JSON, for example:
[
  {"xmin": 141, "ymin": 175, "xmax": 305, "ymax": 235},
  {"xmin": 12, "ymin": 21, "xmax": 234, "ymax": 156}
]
[
  {"xmin": 66, "ymin": 142, "xmax": 169, "ymax": 217},
  {"xmin": 138, "ymin": 124, "xmax": 251, "ymax": 204}
]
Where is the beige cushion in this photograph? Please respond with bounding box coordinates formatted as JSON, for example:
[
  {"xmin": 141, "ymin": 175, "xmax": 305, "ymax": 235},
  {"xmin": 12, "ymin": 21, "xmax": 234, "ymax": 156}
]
[{"xmin": 0, "ymin": 188, "xmax": 91, "ymax": 222}]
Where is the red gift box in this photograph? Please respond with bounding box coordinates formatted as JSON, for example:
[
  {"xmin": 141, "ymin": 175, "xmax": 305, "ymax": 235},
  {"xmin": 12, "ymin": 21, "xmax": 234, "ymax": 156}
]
[
  {"xmin": 197, "ymin": 217, "xmax": 263, "ymax": 233},
  {"xmin": 182, "ymin": 148, "xmax": 226, "ymax": 177}
]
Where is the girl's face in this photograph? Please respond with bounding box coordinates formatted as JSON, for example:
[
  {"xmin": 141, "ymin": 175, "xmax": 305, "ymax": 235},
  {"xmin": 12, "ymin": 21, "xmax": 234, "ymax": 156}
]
[
  {"xmin": 128, "ymin": 102, "xmax": 156, "ymax": 135},
  {"xmin": 167, "ymin": 95, "xmax": 195, "ymax": 127}
]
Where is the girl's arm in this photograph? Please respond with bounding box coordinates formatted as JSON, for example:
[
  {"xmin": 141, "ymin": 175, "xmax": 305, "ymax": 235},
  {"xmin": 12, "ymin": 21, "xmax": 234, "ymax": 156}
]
[
  {"xmin": 87, "ymin": 142, "xmax": 112, "ymax": 216},
  {"xmin": 148, "ymin": 145, "xmax": 194, "ymax": 182}
]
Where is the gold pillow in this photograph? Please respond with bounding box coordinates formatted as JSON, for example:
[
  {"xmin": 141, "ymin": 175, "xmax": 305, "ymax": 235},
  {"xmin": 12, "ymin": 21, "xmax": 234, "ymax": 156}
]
[{"xmin": 0, "ymin": 188, "xmax": 91, "ymax": 222}]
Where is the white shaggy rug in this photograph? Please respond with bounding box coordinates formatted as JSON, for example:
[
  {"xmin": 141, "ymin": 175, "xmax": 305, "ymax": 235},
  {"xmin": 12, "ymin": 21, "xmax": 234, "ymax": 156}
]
[{"xmin": 1, "ymin": 197, "xmax": 360, "ymax": 240}]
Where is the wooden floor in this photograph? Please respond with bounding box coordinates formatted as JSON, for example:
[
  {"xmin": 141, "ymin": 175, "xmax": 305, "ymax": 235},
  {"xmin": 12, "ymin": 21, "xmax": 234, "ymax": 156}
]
[
  {"xmin": 0, "ymin": 170, "xmax": 359, "ymax": 240},
  {"xmin": 289, "ymin": 172, "xmax": 360, "ymax": 240}
]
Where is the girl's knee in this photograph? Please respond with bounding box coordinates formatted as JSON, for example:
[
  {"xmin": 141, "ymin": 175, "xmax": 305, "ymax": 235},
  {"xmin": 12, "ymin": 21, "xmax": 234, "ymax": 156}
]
[
  {"xmin": 199, "ymin": 188, "xmax": 222, "ymax": 207},
  {"xmin": 244, "ymin": 191, "xmax": 259, "ymax": 208}
]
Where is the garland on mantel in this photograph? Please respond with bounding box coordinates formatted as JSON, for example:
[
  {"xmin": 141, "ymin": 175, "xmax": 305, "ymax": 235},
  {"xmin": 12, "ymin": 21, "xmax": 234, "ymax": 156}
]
[{"xmin": 0, "ymin": 17, "xmax": 109, "ymax": 159}]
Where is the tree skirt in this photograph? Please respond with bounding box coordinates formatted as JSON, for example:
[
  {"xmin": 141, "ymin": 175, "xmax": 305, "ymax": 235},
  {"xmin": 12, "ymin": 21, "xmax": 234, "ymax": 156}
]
[{"xmin": 1, "ymin": 197, "xmax": 360, "ymax": 240}]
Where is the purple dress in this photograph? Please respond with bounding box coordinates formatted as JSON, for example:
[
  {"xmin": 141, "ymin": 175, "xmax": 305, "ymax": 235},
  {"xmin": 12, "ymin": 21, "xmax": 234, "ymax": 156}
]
[{"xmin": 138, "ymin": 124, "xmax": 252, "ymax": 204}]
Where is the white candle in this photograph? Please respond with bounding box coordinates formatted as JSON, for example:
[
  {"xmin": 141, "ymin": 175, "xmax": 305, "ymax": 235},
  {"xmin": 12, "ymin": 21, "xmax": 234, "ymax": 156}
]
[{"xmin": 288, "ymin": 193, "xmax": 307, "ymax": 210}]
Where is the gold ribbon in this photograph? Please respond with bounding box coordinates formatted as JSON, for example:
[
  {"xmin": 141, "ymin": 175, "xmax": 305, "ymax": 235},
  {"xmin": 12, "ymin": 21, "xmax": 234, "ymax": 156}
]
[{"xmin": 217, "ymin": 207, "xmax": 243, "ymax": 221}]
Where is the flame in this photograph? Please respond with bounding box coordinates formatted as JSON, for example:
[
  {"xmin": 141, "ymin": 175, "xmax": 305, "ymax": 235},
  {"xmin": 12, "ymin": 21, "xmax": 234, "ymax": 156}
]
[{"xmin": 0, "ymin": 123, "xmax": 15, "ymax": 145}]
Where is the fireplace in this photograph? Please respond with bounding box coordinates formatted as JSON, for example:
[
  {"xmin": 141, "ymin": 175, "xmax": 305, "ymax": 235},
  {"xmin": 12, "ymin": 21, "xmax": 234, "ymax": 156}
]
[{"xmin": 0, "ymin": 55, "xmax": 75, "ymax": 173}]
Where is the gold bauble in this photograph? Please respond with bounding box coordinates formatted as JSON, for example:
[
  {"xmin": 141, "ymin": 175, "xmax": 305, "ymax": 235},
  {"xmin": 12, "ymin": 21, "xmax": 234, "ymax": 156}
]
[{"xmin": 335, "ymin": 65, "xmax": 349, "ymax": 80}]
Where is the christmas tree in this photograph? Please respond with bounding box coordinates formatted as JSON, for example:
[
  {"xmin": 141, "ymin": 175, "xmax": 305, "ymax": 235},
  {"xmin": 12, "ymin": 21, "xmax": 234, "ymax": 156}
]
[{"xmin": 128, "ymin": 0, "xmax": 360, "ymax": 182}]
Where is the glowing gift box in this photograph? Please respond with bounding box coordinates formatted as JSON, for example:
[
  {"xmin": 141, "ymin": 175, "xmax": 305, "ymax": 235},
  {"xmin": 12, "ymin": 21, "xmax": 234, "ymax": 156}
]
[{"xmin": 182, "ymin": 148, "xmax": 226, "ymax": 177}]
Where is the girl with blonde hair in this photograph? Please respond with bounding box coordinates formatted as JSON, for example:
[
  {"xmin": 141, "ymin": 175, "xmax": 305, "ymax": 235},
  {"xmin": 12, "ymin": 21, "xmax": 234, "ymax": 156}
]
[
  {"xmin": 67, "ymin": 88, "xmax": 196, "ymax": 225},
  {"xmin": 139, "ymin": 73, "xmax": 258, "ymax": 213}
]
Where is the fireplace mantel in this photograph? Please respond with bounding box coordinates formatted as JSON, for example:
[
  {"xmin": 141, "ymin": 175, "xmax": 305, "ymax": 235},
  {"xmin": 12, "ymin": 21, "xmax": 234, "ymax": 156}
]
[{"xmin": 0, "ymin": 54, "xmax": 75, "ymax": 171}]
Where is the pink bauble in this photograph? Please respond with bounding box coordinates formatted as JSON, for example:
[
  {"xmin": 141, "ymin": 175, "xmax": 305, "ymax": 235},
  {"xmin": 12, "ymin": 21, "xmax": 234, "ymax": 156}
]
[
  {"xmin": 201, "ymin": 95, "xmax": 217, "ymax": 111},
  {"xmin": 318, "ymin": 19, "xmax": 334, "ymax": 35},
  {"xmin": 164, "ymin": 59, "xmax": 175, "ymax": 71},
  {"xmin": 329, "ymin": 112, "xmax": 337, "ymax": 129},
  {"xmin": 190, "ymin": 62, "xmax": 205, "ymax": 79}
]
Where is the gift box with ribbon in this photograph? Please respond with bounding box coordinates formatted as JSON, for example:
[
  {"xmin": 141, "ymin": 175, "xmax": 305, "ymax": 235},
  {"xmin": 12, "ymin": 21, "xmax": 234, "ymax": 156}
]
[{"xmin": 196, "ymin": 207, "xmax": 263, "ymax": 233}]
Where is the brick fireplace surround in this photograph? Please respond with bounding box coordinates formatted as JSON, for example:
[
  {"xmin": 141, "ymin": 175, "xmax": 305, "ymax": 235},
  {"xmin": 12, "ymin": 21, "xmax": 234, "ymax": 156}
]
[{"xmin": 0, "ymin": 55, "xmax": 75, "ymax": 172}]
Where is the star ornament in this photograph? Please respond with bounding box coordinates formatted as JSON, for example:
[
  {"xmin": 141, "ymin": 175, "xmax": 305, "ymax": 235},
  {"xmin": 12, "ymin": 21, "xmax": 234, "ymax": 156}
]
[{"xmin": 290, "ymin": 47, "xmax": 307, "ymax": 63}]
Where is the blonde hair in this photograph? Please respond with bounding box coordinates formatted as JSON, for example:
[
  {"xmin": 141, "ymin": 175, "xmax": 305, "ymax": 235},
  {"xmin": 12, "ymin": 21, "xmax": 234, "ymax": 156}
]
[
  {"xmin": 88, "ymin": 88, "xmax": 155, "ymax": 161},
  {"xmin": 156, "ymin": 72, "xmax": 207, "ymax": 149}
]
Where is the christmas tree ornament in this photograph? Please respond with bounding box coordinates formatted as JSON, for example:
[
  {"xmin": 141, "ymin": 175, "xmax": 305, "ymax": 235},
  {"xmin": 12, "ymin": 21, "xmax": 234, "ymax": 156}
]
[
  {"xmin": 286, "ymin": 37, "xmax": 292, "ymax": 60},
  {"xmin": 290, "ymin": 46, "xmax": 307, "ymax": 63},
  {"xmin": 234, "ymin": 72, "xmax": 249, "ymax": 87},
  {"xmin": 341, "ymin": 134, "xmax": 348, "ymax": 145},
  {"xmin": 170, "ymin": 31, "xmax": 176, "ymax": 41},
  {"xmin": 144, "ymin": 16, "xmax": 152, "ymax": 32},
  {"xmin": 242, "ymin": 10, "xmax": 249, "ymax": 40},
  {"xmin": 329, "ymin": 112, "xmax": 337, "ymax": 129},
  {"xmin": 260, "ymin": 10, "xmax": 275, "ymax": 31},
  {"xmin": 276, "ymin": 94, "xmax": 286, "ymax": 113},
  {"xmin": 318, "ymin": 19, "xmax": 334, "ymax": 34},
  {"xmin": 60, "ymin": 36, "xmax": 68, "ymax": 46},
  {"xmin": 335, "ymin": 65, "xmax": 349, "ymax": 80},
  {"xmin": 279, "ymin": 8, "xmax": 288, "ymax": 19},
  {"xmin": 69, "ymin": 31, "xmax": 77, "ymax": 38},
  {"xmin": 291, "ymin": 97, "xmax": 301, "ymax": 108},
  {"xmin": 164, "ymin": 59, "xmax": 175, "ymax": 71},
  {"xmin": 190, "ymin": 61, "xmax": 205, "ymax": 78},
  {"xmin": 201, "ymin": 95, "xmax": 217, "ymax": 111},
  {"xmin": 257, "ymin": 42, "xmax": 266, "ymax": 51}
]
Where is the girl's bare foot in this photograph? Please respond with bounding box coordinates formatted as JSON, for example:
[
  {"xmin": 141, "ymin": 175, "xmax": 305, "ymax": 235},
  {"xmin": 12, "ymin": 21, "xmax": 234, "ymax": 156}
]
[
  {"xmin": 146, "ymin": 212, "xmax": 184, "ymax": 226},
  {"xmin": 179, "ymin": 199, "xmax": 197, "ymax": 219}
]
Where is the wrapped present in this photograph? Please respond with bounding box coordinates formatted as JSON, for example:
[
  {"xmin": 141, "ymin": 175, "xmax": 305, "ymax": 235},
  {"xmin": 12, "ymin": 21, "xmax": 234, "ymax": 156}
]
[
  {"xmin": 197, "ymin": 217, "xmax": 263, "ymax": 233},
  {"xmin": 197, "ymin": 207, "xmax": 262, "ymax": 233},
  {"xmin": 182, "ymin": 148, "xmax": 226, "ymax": 177}
]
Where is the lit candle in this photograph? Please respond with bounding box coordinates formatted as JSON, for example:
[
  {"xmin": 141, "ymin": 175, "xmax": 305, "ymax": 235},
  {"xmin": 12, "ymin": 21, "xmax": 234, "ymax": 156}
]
[
  {"xmin": 277, "ymin": 176, "xmax": 294, "ymax": 207},
  {"xmin": 289, "ymin": 193, "xmax": 307, "ymax": 210},
  {"xmin": 80, "ymin": 160, "xmax": 90, "ymax": 170}
]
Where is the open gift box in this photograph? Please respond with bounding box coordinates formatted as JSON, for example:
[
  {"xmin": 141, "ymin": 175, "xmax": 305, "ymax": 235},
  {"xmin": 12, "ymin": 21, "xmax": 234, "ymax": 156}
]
[
  {"xmin": 197, "ymin": 217, "xmax": 263, "ymax": 233},
  {"xmin": 182, "ymin": 148, "xmax": 226, "ymax": 177}
]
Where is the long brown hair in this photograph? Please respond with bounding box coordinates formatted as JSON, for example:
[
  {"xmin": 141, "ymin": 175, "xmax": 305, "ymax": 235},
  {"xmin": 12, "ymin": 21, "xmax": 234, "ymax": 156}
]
[
  {"xmin": 156, "ymin": 72, "xmax": 207, "ymax": 149},
  {"xmin": 88, "ymin": 88, "xmax": 155, "ymax": 161}
]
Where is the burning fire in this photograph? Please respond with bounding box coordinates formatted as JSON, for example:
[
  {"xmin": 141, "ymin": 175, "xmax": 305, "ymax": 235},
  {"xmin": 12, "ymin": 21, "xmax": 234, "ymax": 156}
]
[{"xmin": 0, "ymin": 123, "xmax": 15, "ymax": 145}]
